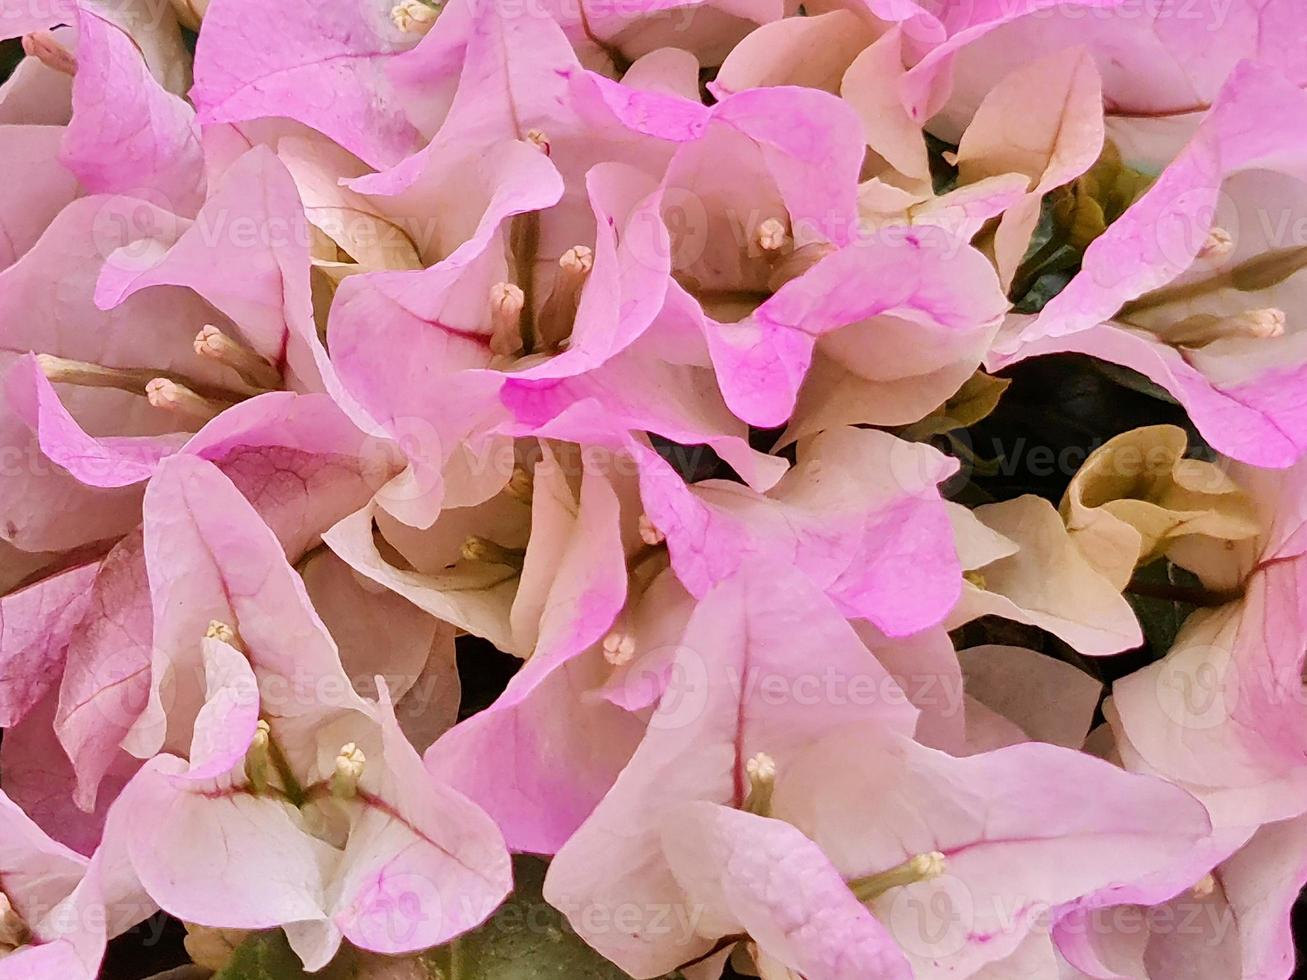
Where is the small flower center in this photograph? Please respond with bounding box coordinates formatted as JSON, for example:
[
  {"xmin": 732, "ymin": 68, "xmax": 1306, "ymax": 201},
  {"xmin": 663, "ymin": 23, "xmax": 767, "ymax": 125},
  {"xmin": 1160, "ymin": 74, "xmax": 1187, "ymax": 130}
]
[
  {"xmin": 330, "ymin": 743, "xmax": 367, "ymax": 799},
  {"xmin": 742, "ymin": 752, "xmax": 776, "ymax": 818},
  {"xmin": 391, "ymin": 0, "xmax": 441, "ymax": 34},
  {"xmin": 1196, "ymin": 226, "xmax": 1235, "ymax": 261}
]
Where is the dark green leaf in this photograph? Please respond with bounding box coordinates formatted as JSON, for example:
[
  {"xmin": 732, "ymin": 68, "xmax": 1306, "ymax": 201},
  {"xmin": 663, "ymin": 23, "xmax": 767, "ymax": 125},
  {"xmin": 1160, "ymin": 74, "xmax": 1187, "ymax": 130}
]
[{"xmin": 421, "ymin": 857, "xmax": 683, "ymax": 980}]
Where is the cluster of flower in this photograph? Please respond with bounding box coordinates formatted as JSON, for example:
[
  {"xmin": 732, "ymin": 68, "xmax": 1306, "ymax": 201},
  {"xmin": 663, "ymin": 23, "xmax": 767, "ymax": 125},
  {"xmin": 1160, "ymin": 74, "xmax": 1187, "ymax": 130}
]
[{"xmin": 1, "ymin": 0, "xmax": 1306, "ymax": 977}]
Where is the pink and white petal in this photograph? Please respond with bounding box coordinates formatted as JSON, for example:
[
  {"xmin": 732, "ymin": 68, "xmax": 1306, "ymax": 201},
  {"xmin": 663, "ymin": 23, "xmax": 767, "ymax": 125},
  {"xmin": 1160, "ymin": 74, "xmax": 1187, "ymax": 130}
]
[
  {"xmin": 191, "ymin": 0, "xmax": 420, "ymax": 168},
  {"xmin": 60, "ymin": 10, "xmax": 203, "ymax": 215},
  {"xmin": 425, "ymin": 649, "xmax": 645, "ymax": 855},
  {"xmin": 546, "ymin": 569, "xmax": 916, "ymax": 976},
  {"xmin": 0, "ymin": 125, "xmax": 79, "ymax": 271},
  {"xmin": 134, "ymin": 454, "xmax": 363, "ymax": 757},
  {"xmin": 778, "ymin": 728, "xmax": 1212, "ymax": 977},
  {"xmin": 123, "ymin": 758, "xmax": 336, "ymax": 935},
  {"xmin": 94, "ymin": 148, "xmax": 324, "ymax": 392},
  {"xmin": 710, "ymin": 229, "xmax": 1008, "ymax": 427},
  {"xmin": 55, "ymin": 533, "xmax": 153, "ymax": 812},
  {"xmin": 0, "ymin": 559, "xmax": 99, "ymax": 726},
  {"xmin": 958, "ymin": 645, "xmax": 1102, "ymax": 749},
  {"xmin": 333, "ymin": 688, "xmax": 511, "ymax": 954},
  {"xmin": 660, "ymin": 803, "xmax": 913, "ymax": 980}
]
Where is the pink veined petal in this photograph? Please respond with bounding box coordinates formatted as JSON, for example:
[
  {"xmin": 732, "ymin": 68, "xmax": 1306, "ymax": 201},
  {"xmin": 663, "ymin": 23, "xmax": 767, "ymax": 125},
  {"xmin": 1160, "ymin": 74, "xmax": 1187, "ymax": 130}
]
[
  {"xmin": 93, "ymin": 147, "xmax": 326, "ymax": 392},
  {"xmin": 0, "ymin": 560, "xmax": 99, "ymax": 727},
  {"xmin": 55, "ymin": 532, "xmax": 153, "ymax": 813},
  {"xmin": 0, "ymin": 690, "xmax": 139, "ymax": 855},
  {"xmin": 191, "ymin": 0, "xmax": 421, "ymax": 168},
  {"xmin": 133, "ymin": 453, "xmax": 366, "ymax": 757},
  {"xmin": 545, "ymin": 567, "xmax": 917, "ymax": 976},
  {"xmin": 0, "ymin": 125, "xmax": 78, "ymax": 271},
  {"xmin": 708, "ymin": 227, "xmax": 1008, "ymax": 428},
  {"xmin": 332, "ymin": 685, "xmax": 512, "ymax": 955},
  {"xmin": 425, "ymin": 458, "xmax": 640, "ymax": 853},
  {"xmin": 777, "ymin": 726, "xmax": 1212, "ymax": 978},
  {"xmin": 60, "ymin": 9, "xmax": 204, "ymax": 215},
  {"xmin": 660, "ymin": 803, "xmax": 913, "ymax": 980}
]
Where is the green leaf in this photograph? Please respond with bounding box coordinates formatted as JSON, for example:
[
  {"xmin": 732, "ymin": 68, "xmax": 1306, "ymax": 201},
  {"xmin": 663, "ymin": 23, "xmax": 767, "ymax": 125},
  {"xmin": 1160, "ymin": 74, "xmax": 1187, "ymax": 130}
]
[
  {"xmin": 212, "ymin": 931, "xmax": 336, "ymax": 980},
  {"xmin": 213, "ymin": 931, "xmax": 445, "ymax": 980},
  {"xmin": 925, "ymin": 133, "xmax": 959, "ymax": 196},
  {"xmin": 1125, "ymin": 560, "xmax": 1198, "ymax": 659},
  {"xmin": 1008, "ymin": 141, "xmax": 1154, "ymax": 311},
  {"xmin": 899, "ymin": 371, "xmax": 1012, "ymax": 441},
  {"xmin": 421, "ymin": 857, "xmax": 682, "ymax": 980}
]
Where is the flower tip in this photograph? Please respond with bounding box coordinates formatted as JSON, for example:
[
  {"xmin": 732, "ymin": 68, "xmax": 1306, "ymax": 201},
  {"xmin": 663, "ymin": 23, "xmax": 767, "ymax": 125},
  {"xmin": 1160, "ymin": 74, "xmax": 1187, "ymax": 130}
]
[
  {"xmin": 743, "ymin": 752, "xmax": 777, "ymax": 817},
  {"xmin": 745, "ymin": 752, "xmax": 776, "ymax": 783},
  {"xmin": 391, "ymin": 0, "xmax": 440, "ymax": 34},
  {"xmin": 908, "ymin": 851, "xmax": 947, "ymax": 882},
  {"xmin": 205, "ymin": 620, "xmax": 239, "ymax": 646},
  {"xmin": 637, "ymin": 514, "xmax": 665, "ymax": 546},
  {"xmin": 525, "ymin": 129, "xmax": 551, "ymax": 155},
  {"xmin": 756, "ymin": 218, "xmax": 789, "ymax": 254},
  {"xmin": 1192, "ymin": 873, "xmax": 1217, "ymax": 898},
  {"xmin": 560, "ymin": 245, "xmax": 594, "ymax": 277},
  {"xmin": 21, "ymin": 31, "xmax": 76, "ymax": 76},
  {"xmin": 1197, "ymin": 227, "xmax": 1235, "ymax": 260},
  {"xmin": 489, "ymin": 282, "xmax": 526, "ymax": 356},
  {"xmin": 1247, "ymin": 307, "xmax": 1287, "ymax": 339},
  {"xmin": 330, "ymin": 742, "xmax": 367, "ymax": 798},
  {"xmin": 602, "ymin": 630, "xmax": 636, "ymax": 666}
]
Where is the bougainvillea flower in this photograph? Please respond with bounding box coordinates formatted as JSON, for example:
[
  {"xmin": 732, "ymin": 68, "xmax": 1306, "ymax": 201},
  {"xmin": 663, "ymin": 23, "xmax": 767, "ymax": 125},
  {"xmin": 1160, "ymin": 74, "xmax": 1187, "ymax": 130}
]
[
  {"xmin": 1055, "ymin": 813, "xmax": 1307, "ymax": 980},
  {"xmin": 636, "ymin": 425, "xmax": 962, "ymax": 636},
  {"xmin": 706, "ymin": 224, "xmax": 1009, "ymax": 428},
  {"xmin": 94, "ymin": 147, "xmax": 329, "ymax": 393},
  {"xmin": 52, "ymin": 392, "xmax": 400, "ymax": 812},
  {"xmin": 992, "ymin": 62, "xmax": 1307, "ymax": 467},
  {"xmin": 544, "ymin": 567, "xmax": 919, "ymax": 976},
  {"xmin": 946, "ymin": 496, "xmax": 1143, "ymax": 655},
  {"xmin": 0, "ymin": 192, "xmax": 230, "ymax": 552},
  {"xmin": 1111, "ymin": 455, "xmax": 1307, "ymax": 830},
  {"xmin": 937, "ymin": 0, "xmax": 1307, "ymax": 170},
  {"xmin": 1060, "ymin": 425, "xmax": 1262, "ymax": 589},
  {"xmin": 112, "ymin": 455, "xmax": 509, "ymax": 968},
  {"xmin": 547, "ymin": 565, "xmax": 1210, "ymax": 977},
  {"xmin": 0, "ymin": 785, "xmax": 153, "ymax": 979},
  {"xmin": 8, "ymin": 0, "xmax": 1307, "ymax": 976},
  {"xmin": 775, "ymin": 724, "xmax": 1211, "ymax": 978},
  {"xmin": 420, "ymin": 448, "xmax": 646, "ymax": 852},
  {"xmin": 498, "ymin": 292, "xmax": 789, "ymax": 493}
]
